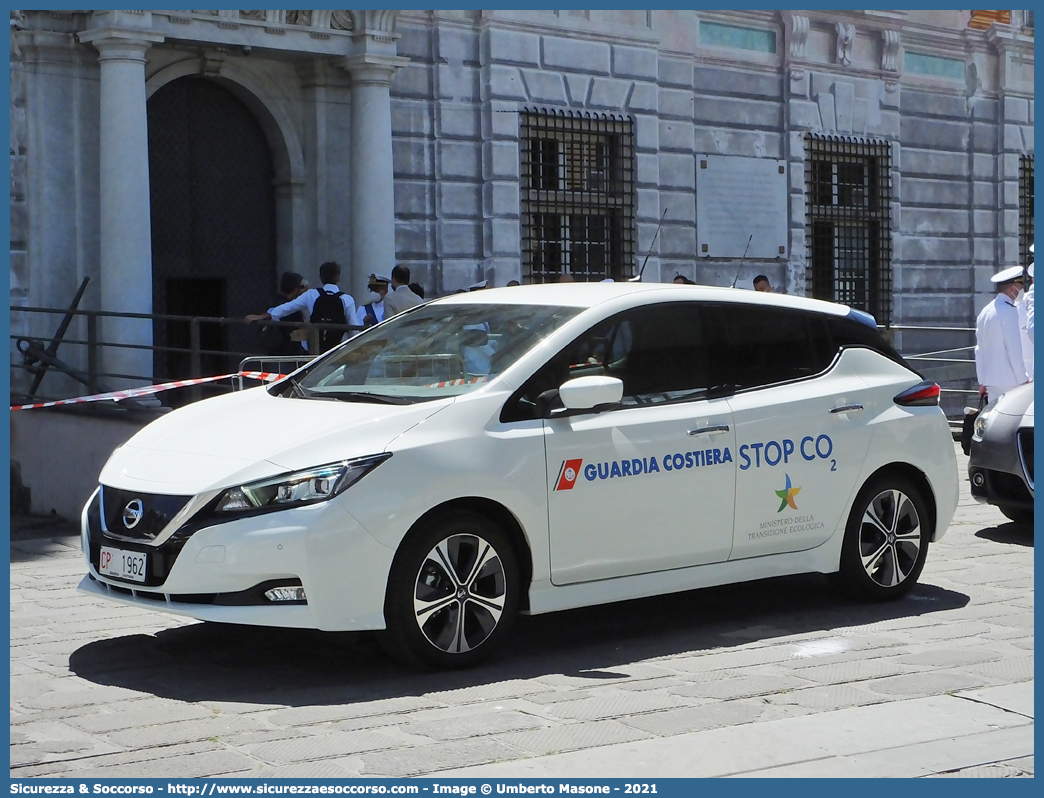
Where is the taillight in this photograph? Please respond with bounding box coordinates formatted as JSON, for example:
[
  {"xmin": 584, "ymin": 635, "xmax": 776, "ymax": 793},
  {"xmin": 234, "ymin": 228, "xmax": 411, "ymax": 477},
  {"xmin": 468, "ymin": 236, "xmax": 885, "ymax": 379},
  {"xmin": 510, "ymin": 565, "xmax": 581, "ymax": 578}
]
[{"xmin": 894, "ymin": 380, "xmax": 941, "ymax": 407}]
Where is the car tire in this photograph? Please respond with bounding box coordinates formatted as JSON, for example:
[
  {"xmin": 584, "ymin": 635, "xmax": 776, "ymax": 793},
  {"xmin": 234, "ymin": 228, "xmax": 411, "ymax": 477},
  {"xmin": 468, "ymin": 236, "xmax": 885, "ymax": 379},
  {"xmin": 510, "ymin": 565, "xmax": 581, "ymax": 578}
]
[
  {"xmin": 999, "ymin": 505, "xmax": 1034, "ymax": 525},
  {"xmin": 383, "ymin": 509, "xmax": 519, "ymax": 669},
  {"xmin": 835, "ymin": 474, "xmax": 930, "ymax": 601}
]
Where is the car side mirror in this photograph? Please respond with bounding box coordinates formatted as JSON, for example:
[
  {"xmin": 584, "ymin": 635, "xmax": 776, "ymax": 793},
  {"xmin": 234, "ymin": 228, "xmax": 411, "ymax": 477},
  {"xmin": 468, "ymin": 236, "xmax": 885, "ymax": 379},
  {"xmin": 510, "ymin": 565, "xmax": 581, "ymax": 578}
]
[{"xmin": 557, "ymin": 375, "xmax": 623, "ymax": 412}]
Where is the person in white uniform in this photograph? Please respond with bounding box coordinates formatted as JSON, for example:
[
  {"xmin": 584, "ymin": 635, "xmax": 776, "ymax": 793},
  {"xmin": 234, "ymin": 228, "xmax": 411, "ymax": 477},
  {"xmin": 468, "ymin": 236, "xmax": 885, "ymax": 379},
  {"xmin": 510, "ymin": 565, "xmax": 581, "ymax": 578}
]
[
  {"xmin": 975, "ymin": 265, "xmax": 1029, "ymax": 401},
  {"xmin": 1023, "ymin": 243, "xmax": 1034, "ymax": 359},
  {"xmin": 1026, "ymin": 260, "xmax": 1034, "ymax": 346},
  {"xmin": 1017, "ymin": 261, "xmax": 1033, "ymax": 380},
  {"xmin": 461, "ymin": 322, "xmax": 496, "ymax": 376},
  {"xmin": 354, "ymin": 274, "xmax": 389, "ymax": 329}
]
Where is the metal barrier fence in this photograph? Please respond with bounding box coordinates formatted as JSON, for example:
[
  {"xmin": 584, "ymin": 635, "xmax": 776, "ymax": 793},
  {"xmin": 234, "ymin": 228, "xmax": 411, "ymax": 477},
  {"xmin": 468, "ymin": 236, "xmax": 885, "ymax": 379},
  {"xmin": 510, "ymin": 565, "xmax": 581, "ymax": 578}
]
[
  {"xmin": 10, "ymin": 305, "xmax": 359, "ymax": 406},
  {"xmin": 236, "ymin": 355, "xmax": 316, "ymax": 391}
]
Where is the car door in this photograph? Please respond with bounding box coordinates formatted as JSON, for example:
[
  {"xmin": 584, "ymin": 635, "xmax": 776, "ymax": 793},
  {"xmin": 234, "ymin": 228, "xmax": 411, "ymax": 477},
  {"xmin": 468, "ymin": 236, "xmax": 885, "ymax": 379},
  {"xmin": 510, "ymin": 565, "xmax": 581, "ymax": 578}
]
[
  {"xmin": 705, "ymin": 304, "xmax": 875, "ymax": 560},
  {"xmin": 534, "ymin": 303, "xmax": 737, "ymax": 585}
]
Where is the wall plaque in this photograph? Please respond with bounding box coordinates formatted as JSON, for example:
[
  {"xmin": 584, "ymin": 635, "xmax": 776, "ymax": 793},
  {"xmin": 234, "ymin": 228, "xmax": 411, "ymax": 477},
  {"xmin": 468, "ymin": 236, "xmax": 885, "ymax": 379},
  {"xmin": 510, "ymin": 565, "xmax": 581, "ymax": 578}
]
[{"xmin": 695, "ymin": 154, "xmax": 788, "ymax": 259}]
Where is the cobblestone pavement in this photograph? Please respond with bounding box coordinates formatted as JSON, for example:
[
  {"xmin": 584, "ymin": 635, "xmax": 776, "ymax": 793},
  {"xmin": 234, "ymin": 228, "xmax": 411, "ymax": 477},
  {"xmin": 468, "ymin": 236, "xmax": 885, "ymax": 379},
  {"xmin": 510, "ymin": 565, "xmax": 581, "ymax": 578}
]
[{"xmin": 10, "ymin": 444, "xmax": 1033, "ymax": 778}]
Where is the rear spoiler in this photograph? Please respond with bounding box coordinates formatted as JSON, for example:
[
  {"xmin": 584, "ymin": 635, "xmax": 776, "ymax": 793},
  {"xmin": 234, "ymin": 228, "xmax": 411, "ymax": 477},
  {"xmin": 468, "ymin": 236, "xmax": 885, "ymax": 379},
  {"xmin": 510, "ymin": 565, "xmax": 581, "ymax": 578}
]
[{"xmin": 847, "ymin": 308, "xmax": 878, "ymax": 329}]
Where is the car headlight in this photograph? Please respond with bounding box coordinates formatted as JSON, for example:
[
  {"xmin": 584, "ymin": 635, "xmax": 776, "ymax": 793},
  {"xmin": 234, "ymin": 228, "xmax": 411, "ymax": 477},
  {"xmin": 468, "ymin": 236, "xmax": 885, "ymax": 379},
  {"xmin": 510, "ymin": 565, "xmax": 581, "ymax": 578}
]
[
  {"xmin": 211, "ymin": 453, "xmax": 391, "ymax": 516},
  {"xmin": 972, "ymin": 400, "xmax": 998, "ymax": 440}
]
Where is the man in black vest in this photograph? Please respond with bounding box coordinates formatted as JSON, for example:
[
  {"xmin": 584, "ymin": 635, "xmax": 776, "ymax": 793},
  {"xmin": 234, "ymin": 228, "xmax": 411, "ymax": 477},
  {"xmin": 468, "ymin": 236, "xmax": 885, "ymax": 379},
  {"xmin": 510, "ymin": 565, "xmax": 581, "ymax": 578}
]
[{"xmin": 247, "ymin": 261, "xmax": 357, "ymax": 353}]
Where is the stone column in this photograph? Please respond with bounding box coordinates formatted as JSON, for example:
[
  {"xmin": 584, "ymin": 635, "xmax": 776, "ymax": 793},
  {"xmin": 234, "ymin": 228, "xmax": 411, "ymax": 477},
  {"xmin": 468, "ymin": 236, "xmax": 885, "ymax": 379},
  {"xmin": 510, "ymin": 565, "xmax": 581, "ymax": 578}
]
[
  {"xmin": 343, "ymin": 54, "xmax": 408, "ymax": 302},
  {"xmin": 79, "ymin": 19, "xmax": 162, "ymax": 385},
  {"xmin": 274, "ymin": 179, "xmax": 308, "ymax": 280},
  {"xmin": 986, "ymin": 23, "xmax": 1034, "ymax": 273}
]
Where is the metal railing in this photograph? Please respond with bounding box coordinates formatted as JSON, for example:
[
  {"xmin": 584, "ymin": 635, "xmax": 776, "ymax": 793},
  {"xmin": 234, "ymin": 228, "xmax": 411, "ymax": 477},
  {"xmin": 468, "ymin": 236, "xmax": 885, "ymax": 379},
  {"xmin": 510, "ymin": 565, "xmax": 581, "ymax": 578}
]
[
  {"xmin": 11, "ymin": 304, "xmax": 987, "ymax": 418},
  {"xmin": 882, "ymin": 324, "xmax": 980, "ymax": 421},
  {"xmin": 885, "ymin": 324, "xmax": 977, "ymax": 388},
  {"xmin": 10, "ymin": 305, "xmax": 360, "ymax": 406}
]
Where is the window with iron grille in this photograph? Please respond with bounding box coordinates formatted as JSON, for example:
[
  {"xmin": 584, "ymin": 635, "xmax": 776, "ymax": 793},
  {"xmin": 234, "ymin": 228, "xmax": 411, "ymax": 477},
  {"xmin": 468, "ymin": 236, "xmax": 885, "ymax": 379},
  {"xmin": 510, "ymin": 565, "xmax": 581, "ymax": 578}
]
[
  {"xmin": 805, "ymin": 135, "xmax": 893, "ymax": 324},
  {"xmin": 1020, "ymin": 155, "xmax": 1034, "ymax": 267},
  {"xmin": 520, "ymin": 111, "xmax": 635, "ymax": 283}
]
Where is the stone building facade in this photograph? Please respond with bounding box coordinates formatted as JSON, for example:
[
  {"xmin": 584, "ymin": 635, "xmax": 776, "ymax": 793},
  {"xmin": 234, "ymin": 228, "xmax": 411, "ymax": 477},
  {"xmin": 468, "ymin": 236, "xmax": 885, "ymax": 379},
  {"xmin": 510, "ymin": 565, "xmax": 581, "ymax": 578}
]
[{"xmin": 9, "ymin": 9, "xmax": 1035, "ymax": 392}]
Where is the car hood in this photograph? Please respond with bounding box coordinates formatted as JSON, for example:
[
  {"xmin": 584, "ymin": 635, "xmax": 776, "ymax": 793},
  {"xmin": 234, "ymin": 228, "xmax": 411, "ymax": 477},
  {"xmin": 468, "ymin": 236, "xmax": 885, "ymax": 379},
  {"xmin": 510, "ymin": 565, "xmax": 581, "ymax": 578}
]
[
  {"xmin": 99, "ymin": 386, "xmax": 451, "ymax": 495},
  {"xmin": 993, "ymin": 382, "xmax": 1034, "ymax": 427}
]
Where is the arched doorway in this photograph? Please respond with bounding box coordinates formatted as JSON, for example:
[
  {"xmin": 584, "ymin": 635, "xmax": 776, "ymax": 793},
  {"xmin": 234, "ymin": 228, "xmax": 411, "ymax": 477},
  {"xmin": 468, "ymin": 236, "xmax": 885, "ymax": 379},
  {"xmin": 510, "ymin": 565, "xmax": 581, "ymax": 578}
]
[{"xmin": 147, "ymin": 76, "xmax": 276, "ymax": 387}]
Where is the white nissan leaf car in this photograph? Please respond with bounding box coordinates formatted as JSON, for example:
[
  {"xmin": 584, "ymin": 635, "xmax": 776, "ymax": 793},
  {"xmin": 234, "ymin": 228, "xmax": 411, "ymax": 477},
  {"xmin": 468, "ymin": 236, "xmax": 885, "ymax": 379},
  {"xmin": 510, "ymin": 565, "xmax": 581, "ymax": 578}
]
[{"xmin": 80, "ymin": 284, "xmax": 959, "ymax": 668}]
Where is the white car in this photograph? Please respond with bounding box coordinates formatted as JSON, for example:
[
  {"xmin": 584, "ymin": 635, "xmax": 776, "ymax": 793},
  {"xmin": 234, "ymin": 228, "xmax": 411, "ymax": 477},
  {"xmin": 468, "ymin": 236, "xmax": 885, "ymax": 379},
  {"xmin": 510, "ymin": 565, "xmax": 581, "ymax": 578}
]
[{"xmin": 80, "ymin": 284, "xmax": 959, "ymax": 668}]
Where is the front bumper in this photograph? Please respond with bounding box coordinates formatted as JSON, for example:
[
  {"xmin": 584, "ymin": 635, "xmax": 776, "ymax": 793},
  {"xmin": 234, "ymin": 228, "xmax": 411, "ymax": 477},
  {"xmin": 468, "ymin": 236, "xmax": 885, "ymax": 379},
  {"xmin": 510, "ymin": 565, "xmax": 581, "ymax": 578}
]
[
  {"xmin": 968, "ymin": 465, "xmax": 1034, "ymax": 511},
  {"xmin": 77, "ymin": 573, "xmax": 316, "ymax": 627},
  {"xmin": 968, "ymin": 424, "xmax": 1034, "ymax": 511},
  {"xmin": 80, "ymin": 487, "xmax": 396, "ymax": 631}
]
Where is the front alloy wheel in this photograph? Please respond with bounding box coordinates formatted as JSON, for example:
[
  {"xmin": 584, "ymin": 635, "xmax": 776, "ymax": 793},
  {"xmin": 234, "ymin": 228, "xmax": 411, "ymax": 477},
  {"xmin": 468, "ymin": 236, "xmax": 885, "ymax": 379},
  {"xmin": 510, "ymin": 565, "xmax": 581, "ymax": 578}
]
[
  {"xmin": 414, "ymin": 534, "xmax": 507, "ymax": 654},
  {"xmin": 836, "ymin": 475, "xmax": 930, "ymax": 600},
  {"xmin": 385, "ymin": 510, "xmax": 519, "ymax": 668}
]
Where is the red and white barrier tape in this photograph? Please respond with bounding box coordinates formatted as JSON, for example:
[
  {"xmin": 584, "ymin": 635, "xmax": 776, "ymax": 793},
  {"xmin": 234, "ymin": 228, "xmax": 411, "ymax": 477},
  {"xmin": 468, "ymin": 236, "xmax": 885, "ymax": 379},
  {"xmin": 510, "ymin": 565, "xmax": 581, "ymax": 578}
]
[
  {"xmin": 12, "ymin": 370, "xmax": 491, "ymax": 410},
  {"xmin": 10, "ymin": 370, "xmax": 286, "ymax": 411},
  {"xmin": 239, "ymin": 371, "xmax": 288, "ymax": 383},
  {"xmin": 424, "ymin": 376, "xmax": 490, "ymax": 388}
]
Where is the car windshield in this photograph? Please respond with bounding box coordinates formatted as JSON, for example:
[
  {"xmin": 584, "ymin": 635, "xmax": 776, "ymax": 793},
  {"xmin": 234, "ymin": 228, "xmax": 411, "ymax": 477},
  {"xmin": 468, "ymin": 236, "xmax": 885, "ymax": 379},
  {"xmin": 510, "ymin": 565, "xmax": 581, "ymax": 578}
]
[{"xmin": 277, "ymin": 302, "xmax": 582, "ymax": 403}]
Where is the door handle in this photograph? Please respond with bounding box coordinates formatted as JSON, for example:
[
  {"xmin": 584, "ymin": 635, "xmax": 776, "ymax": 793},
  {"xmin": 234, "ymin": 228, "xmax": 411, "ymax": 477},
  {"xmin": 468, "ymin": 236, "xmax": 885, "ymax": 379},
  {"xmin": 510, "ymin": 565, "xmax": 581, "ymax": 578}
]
[
  {"xmin": 830, "ymin": 403, "xmax": 864, "ymax": 414},
  {"xmin": 687, "ymin": 424, "xmax": 730, "ymax": 436}
]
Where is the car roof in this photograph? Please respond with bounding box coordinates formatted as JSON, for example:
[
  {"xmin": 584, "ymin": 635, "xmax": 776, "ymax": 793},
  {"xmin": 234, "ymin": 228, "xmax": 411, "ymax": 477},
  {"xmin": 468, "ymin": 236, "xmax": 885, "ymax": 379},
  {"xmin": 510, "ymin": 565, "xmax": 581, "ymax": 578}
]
[{"xmin": 429, "ymin": 282, "xmax": 858, "ymax": 320}]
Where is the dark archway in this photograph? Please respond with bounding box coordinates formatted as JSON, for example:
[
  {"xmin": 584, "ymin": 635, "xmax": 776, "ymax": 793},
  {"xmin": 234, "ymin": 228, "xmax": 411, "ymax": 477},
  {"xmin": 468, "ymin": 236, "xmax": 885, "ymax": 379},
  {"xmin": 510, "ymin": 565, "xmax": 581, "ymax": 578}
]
[{"xmin": 147, "ymin": 76, "xmax": 276, "ymax": 388}]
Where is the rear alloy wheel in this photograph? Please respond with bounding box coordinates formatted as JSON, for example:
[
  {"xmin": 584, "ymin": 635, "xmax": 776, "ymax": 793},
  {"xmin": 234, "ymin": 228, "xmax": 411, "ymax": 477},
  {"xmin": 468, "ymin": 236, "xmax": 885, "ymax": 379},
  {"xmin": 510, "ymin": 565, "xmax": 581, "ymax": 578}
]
[
  {"xmin": 384, "ymin": 510, "xmax": 519, "ymax": 668},
  {"xmin": 836, "ymin": 475, "xmax": 930, "ymax": 600}
]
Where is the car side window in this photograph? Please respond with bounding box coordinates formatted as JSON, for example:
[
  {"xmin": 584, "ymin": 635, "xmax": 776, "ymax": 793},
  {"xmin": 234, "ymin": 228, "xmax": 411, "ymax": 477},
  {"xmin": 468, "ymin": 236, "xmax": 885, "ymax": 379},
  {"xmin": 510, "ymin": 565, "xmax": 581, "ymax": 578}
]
[
  {"xmin": 502, "ymin": 303, "xmax": 716, "ymax": 421},
  {"xmin": 707, "ymin": 304, "xmax": 834, "ymax": 391},
  {"xmin": 611, "ymin": 304, "xmax": 713, "ymax": 405}
]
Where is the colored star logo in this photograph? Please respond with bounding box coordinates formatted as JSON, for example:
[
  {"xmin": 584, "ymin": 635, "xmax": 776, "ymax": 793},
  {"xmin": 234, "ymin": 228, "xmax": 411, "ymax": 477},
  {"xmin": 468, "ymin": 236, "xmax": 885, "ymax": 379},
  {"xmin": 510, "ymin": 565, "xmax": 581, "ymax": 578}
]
[{"xmin": 775, "ymin": 474, "xmax": 801, "ymax": 512}]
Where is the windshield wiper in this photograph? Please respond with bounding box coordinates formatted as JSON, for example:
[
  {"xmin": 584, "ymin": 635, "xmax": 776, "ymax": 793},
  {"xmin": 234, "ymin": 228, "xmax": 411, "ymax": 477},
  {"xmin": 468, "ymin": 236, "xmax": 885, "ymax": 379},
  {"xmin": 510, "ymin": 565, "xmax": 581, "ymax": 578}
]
[
  {"xmin": 323, "ymin": 391, "xmax": 414, "ymax": 405},
  {"xmin": 270, "ymin": 375, "xmax": 310, "ymax": 399}
]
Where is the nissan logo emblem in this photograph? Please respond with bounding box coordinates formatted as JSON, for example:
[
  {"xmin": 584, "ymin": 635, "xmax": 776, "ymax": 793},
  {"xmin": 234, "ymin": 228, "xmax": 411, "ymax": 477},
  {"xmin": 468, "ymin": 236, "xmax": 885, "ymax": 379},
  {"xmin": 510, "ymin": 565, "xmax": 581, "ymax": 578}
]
[{"xmin": 122, "ymin": 499, "xmax": 144, "ymax": 529}]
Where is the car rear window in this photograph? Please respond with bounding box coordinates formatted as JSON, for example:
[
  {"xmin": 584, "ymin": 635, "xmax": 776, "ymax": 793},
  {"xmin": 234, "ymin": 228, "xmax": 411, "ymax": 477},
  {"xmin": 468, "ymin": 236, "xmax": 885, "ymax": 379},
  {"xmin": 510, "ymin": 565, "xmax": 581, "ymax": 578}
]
[{"xmin": 827, "ymin": 317, "xmax": 911, "ymax": 370}]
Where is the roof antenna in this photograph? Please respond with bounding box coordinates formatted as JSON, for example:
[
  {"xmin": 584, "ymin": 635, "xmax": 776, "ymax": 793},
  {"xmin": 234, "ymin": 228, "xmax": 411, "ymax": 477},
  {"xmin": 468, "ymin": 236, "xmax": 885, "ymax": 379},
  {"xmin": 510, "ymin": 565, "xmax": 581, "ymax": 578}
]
[
  {"xmin": 629, "ymin": 207, "xmax": 669, "ymax": 282},
  {"xmin": 730, "ymin": 234, "xmax": 754, "ymax": 288}
]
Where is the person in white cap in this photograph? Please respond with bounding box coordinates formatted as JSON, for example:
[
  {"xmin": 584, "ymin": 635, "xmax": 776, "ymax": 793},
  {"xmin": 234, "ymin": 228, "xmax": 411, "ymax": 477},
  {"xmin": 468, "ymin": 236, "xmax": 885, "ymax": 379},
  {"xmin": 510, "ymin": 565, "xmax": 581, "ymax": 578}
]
[
  {"xmin": 353, "ymin": 273, "xmax": 390, "ymax": 329},
  {"xmin": 384, "ymin": 264, "xmax": 423, "ymax": 318},
  {"xmin": 974, "ymin": 264, "xmax": 1029, "ymax": 400},
  {"xmin": 461, "ymin": 321, "xmax": 496, "ymax": 375}
]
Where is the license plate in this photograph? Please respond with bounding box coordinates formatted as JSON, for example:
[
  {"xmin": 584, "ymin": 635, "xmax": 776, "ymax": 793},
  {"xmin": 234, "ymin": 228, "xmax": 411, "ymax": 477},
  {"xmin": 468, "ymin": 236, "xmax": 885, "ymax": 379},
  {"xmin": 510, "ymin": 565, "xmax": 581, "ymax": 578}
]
[{"xmin": 99, "ymin": 546, "xmax": 147, "ymax": 583}]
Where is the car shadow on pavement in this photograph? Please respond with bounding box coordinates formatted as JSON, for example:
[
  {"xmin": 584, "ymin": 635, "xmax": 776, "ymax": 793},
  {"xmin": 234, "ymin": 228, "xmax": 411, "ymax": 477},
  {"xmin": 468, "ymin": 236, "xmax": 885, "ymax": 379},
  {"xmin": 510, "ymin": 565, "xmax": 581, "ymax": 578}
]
[
  {"xmin": 975, "ymin": 521, "xmax": 1035, "ymax": 547},
  {"xmin": 68, "ymin": 573, "xmax": 969, "ymax": 706}
]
